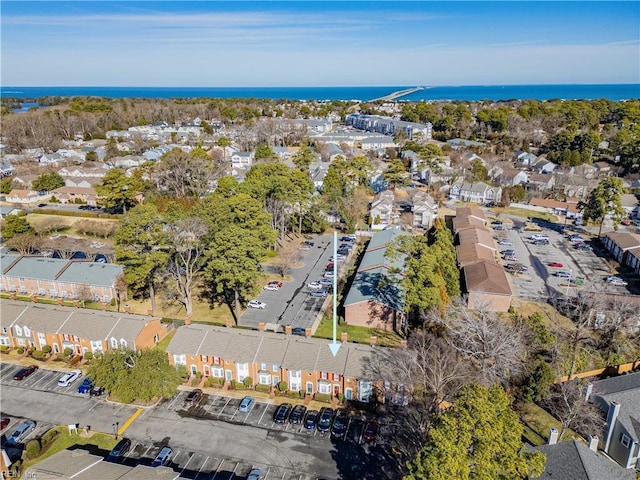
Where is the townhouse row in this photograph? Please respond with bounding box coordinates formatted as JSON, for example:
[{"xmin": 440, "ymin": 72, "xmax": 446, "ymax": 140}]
[{"xmin": 0, "ymin": 254, "xmax": 122, "ymax": 303}]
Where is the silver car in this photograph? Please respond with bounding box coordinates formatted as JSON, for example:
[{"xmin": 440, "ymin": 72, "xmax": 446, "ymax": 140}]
[{"xmin": 6, "ymin": 420, "xmax": 36, "ymax": 446}]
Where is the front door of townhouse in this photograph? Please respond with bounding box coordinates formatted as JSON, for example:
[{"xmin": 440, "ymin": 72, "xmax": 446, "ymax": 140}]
[
  {"xmin": 333, "ymin": 385, "xmax": 340, "ymax": 396},
  {"xmin": 306, "ymin": 382, "xmax": 313, "ymax": 395},
  {"xmin": 190, "ymin": 365, "xmax": 197, "ymax": 375},
  {"xmin": 203, "ymin": 365, "xmax": 210, "ymax": 377},
  {"xmin": 225, "ymin": 370, "xmax": 232, "ymax": 381}
]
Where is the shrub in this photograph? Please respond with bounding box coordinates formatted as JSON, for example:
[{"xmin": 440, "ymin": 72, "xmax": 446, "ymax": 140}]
[
  {"xmin": 313, "ymin": 393, "xmax": 332, "ymax": 403},
  {"xmin": 69, "ymin": 355, "xmax": 82, "ymax": 366},
  {"xmin": 286, "ymin": 390, "xmax": 300, "ymax": 399},
  {"xmin": 31, "ymin": 350, "xmax": 44, "ymax": 360},
  {"xmin": 231, "ymin": 380, "xmax": 245, "ymax": 390},
  {"xmin": 25, "ymin": 439, "xmax": 41, "ymax": 459},
  {"xmin": 42, "ymin": 345, "xmax": 52, "ymax": 354},
  {"xmin": 337, "ymin": 393, "xmax": 345, "ymax": 403},
  {"xmin": 0, "ymin": 346, "xmax": 9, "ymax": 353},
  {"xmin": 255, "ymin": 384, "xmax": 271, "ymax": 393},
  {"xmin": 190, "ymin": 376, "xmax": 201, "ymax": 387},
  {"xmin": 242, "ymin": 376, "xmax": 253, "ymax": 387},
  {"xmin": 213, "ymin": 377, "xmax": 225, "ymax": 386},
  {"xmin": 17, "ymin": 347, "xmax": 25, "ymax": 355},
  {"xmin": 83, "ymin": 351, "xmax": 93, "ymax": 360},
  {"xmin": 277, "ymin": 381, "xmax": 288, "ymax": 392},
  {"xmin": 40, "ymin": 428, "xmax": 59, "ymax": 446},
  {"xmin": 63, "ymin": 347, "xmax": 73, "ymax": 357}
]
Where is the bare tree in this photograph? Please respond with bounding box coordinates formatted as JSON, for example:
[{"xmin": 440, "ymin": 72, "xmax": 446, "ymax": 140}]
[
  {"xmin": 114, "ymin": 274, "xmax": 128, "ymax": 312},
  {"xmin": 164, "ymin": 217, "xmax": 208, "ymax": 318},
  {"xmin": 33, "ymin": 217, "xmax": 68, "ymax": 235},
  {"xmin": 6, "ymin": 233, "xmax": 40, "ymax": 255},
  {"xmin": 152, "ymin": 149, "xmax": 218, "ymax": 198},
  {"xmin": 273, "ymin": 240, "xmax": 301, "ymax": 277},
  {"xmin": 427, "ymin": 301, "xmax": 528, "ymax": 386},
  {"xmin": 76, "ymin": 284, "xmax": 94, "ymax": 307}
]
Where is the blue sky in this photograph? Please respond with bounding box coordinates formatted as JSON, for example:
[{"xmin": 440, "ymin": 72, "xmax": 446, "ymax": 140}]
[{"xmin": 2, "ymin": 1, "xmax": 639, "ymax": 86}]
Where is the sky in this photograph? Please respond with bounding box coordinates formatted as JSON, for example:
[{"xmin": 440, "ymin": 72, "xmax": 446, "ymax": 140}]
[{"xmin": 1, "ymin": 1, "xmax": 639, "ymax": 87}]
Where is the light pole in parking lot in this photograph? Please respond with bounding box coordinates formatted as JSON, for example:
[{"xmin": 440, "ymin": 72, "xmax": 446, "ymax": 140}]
[{"xmin": 112, "ymin": 422, "xmax": 119, "ymax": 440}]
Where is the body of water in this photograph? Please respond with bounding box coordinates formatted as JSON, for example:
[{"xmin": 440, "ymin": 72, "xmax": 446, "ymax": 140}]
[{"xmin": 2, "ymin": 84, "xmax": 639, "ymax": 102}]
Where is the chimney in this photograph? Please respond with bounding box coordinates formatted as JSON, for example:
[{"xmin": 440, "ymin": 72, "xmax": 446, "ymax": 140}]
[
  {"xmin": 548, "ymin": 428, "xmax": 559, "ymax": 445},
  {"xmin": 370, "ymin": 336, "xmax": 377, "ymax": 346},
  {"xmin": 305, "ymin": 328, "xmax": 312, "ymax": 337},
  {"xmin": 285, "ymin": 325, "xmax": 292, "ymax": 335},
  {"xmin": 341, "ymin": 332, "xmax": 348, "ymax": 343},
  {"xmin": 584, "ymin": 382, "xmax": 593, "ymax": 401},
  {"xmin": 258, "ymin": 322, "xmax": 265, "ymax": 332},
  {"xmin": 588, "ymin": 435, "xmax": 599, "ymax": 452},
  {"xmin": 124, "ymin": 304, "xmax": 131, "ymax": 313},
  {"xmin": 604, "ymin": 402, "xmax": 621, "ymax": 452}
]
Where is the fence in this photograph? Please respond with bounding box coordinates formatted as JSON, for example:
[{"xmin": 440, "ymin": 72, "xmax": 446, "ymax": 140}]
[{"xmin": 556, "ymin": 360, "xmax": 640, "ymax": 383}]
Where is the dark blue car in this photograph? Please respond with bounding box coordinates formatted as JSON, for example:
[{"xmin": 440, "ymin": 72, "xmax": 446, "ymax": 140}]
[{"xmin": 77, "ymin": 378, "xmax": 93, "ymax": 394}]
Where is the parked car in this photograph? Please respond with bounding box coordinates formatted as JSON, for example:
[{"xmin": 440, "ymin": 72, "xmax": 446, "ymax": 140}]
[
  {"xmin": 605, "ymin": 276, "xmax": 628, "ymax": 286},
  {"xmin": 500, "ymin": 249, "xmax": 515, "ymax": 256},
  {"xmin": 555, "ymin": 271, "xmax": 571, "ymax": 278},
  {"xmin": 363, "ymin": 420, "xmax": 379, "ymax": 443},
  {"xmin": 239, "ymin": 396, "xmax": 255, "ymax": 413},
  {"xmin": 58, "ymin": 369, "xmax": 82, "ymax": 387},
  {"xmin": 310, "ymin": 290, "xmax": 328, "ymax": 298},
  {"xmin": 307, "ymin": 281, "xmax": 323, "ymax": 290},
  {"xmin": 247, "ymin": 300, "xmax": 266, "ymax": 309},
  {"xmin": 568, "ymin": 234, "xmax": 584, "ymax": 242},
  {"xmin": 498, "ymin": 239, "xmax": 513, "ymax": 246},
  {"xmin": 317, "ymin": 407, "xmax": 334, "ymax": 433},
  {"xmin": 107, "ymin": 438, "xmax": 132, "ymax": 462},
  {"xmin": 325, "ymin": 262, "xmax": 334, "ymax": 270},
  {"xmin": 331, "ymin": 410, "xmax": 348, "ymax": 438},
  {"xmin": 266, "ymin": 281, "xmax": 282, "ymax": 288},
  {"xmin": 77, "ymin": 378, "xmax": 93, "ymax": 394},
  {"xmin": 273, "ymin": 403, "xmax": 292, "ymax": 424},
  {"xmin": 304, "ymin": 410, "xmax": 319, "ymax": 430},
  {"xmin": 13, "ymin": 365, "xmax": 38, "ymax": 381},
  {"xmin": 548, "ymin": 262, "xmax": 564, "ymax": 268},
  {"xmin": 151, "ymin": 446, "xmax": 173, "ymax": 467},
  {"xmin": 319, "ymin": 278, "xmax": 333, "ymax": 286},
  {"xmin": 323, "ymin": 271, "xmax": 335, "ymax": 279},
  {"xmin": 89, "ymin": 386, "xmax": 105, "ymax": 397},
  {"xmin": 263, "ymin": 283, "xmax": 280, "ymax": 291},
  {"xmin": 1, "ymin": 417, "xmax": 10, "ymax": 430},
  {"xmin": 6, "ymin": 420, "xmax": 36, "ymax": 446},
  {"xmin": 340, "ymin": 236, "xmax": 356, "ymax": 242},
  {"xmin": 289, "ymin": 405, "xmax": 307, "ymax": 424},
  {"xmin": 247, "ymin": 468, "xmax": 262, "ymax": 480},
  {"xmin": 183, "ymin": 389, "xmax": 203, "ymax": 408},
  {"xmin": 574, "ymin": 243, "xmax": 592, "ymax": 251},
  {"xmin": 339, "ymin": 243, "xmax": 354, "ymax": 252},
  {"xmin": 291, "ymin": 327, "xmax": 306, "ymax": 336},
  {"xmin": 532, "ymin": 239, "xmax": 550, "ymax": 245},
  {"xmin": 505, "ymin": 263, "xmax": 528, "ymax": 273},
  {"xmin": 530, "ymin": 234, "xmax": 550, "ymax": 241}
]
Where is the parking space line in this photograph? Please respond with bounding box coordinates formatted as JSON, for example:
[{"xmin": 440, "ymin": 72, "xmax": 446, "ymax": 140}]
[
  {"xmin": 142, "ymin": 444, "xmax": 154, "ymax": 459},
  {"xmin": 175, "ymin": 451, "xmax": 195, "ymax": 478},
  {"xmin": 117, "ymin": 408, "xmax": 143, "ymax": 435},
  {"xmin": 172, "ymin": 449, "xmax": 182, "ymax": 464},
  {"xmin": 216, "ymin": 398, "xmax": 231, "ymax": 418},
  {"xmin": 258, "ymin": 406, "xmax": 269, "ymax": 425},
  {"xmin": 344, "ymin": 418, "xmax": 352, "ymax": 438},
  {"xmin": 193, "ymin": 455, "xmax": 210, "ymax": 480},
  {"xmin": 124, "ymin": 441, "xmax": 138, "ymax": 460},
  {"xmin": 211, "ymin": 458, "xmax": 225, "ymax": 480},
  {"xmin": 166, "ymin": 393, "xmax": 183, "ymax": 411},
  {"xmin": 113, "ymin": 404, "xmax": 124, "ymax": 416}
]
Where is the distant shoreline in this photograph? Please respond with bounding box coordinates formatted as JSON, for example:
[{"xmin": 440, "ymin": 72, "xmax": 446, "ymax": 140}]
[{"xmin": 2, "ymin": 84, "xmax": 638, "ymax": 102}]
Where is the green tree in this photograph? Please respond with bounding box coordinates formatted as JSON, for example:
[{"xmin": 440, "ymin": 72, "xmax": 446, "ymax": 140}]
[
  {"xmin": 404, "ymin": 384, "xmax": 545, "ymax": 480},
  {"xmin": 469, "ymin": 159, "xmax": 488, "ymax": 182},
  {"xmin": 87, "ymin": 348, "xmax": 184, "ymax": 404},
  {"xmin": 31, "ymin": 172, "xmax": 65, "ymax": 192},
  {"xmin": 0, "ymin": 177, "xmax": 13, "ymax": 194},
  {"xmin": 579, "ymin": 176, "xmax": 626, "ymax": 236},
  {"xmin": 254, "ymin": 143, "xmax": 278, "ymax": 162},
  {"xmin": 2, "ymin": 213, "xmax": 34, "ymax": 240},
  {"xmin": 427, "ymin": 218, "xmax": 460, "ymax": 299},
  {"xmin": 114, "ymin": 203, "xmax": 170, "ymax": 311},
  {"xmin": 292, "ymin": 145, "xmax": 314, "ymax": 171},
  {"xmin": 217, "ymin": 136, "xmax": 232, "ymax": 163},
  {"xmin": 522, "ymin": 357, "xmax": 554, "ymax": 403},
  {"xmin": 382, "ymin": 159, "xmax": 411, "ymax": 188},
  {"xmin": 95, "ymin": 168, "xmax": 139, "ymax": 213}
]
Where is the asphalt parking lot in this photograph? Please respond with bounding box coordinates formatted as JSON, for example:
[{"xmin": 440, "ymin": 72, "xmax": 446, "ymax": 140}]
[
  {"xmin": 493, "ymin": 221, "xmax": 630, "ymax": 302},
  {"xmin": 240, "ymin": 233, "xmax": 355, "ymax": 332}
]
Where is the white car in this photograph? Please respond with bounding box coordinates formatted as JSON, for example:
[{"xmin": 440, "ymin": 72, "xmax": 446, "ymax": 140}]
[
  {"xmin": 606, "ymin": 276, "xmax": 628, "ymax": 286},
  {"xmin": 58, "ymin": 369, "xmax": 82, "ymax": 387},
  {"xmin": 247, "ymin": 300, "xmax": 266, "ymax": 309},
  {"xmin": 307, "ymin": 281, "xmax": 323, "ymax": 290},
  {"xmin": 323, "ymin": 271, "xmax": 335, "ymax": 279},
  {"xmin": 498, "ymin": 239, "xmax": 513, "ymax": 246},
  {"xmin": 263, "ymin": 284, "xmax": 280, "ymax": 291}
]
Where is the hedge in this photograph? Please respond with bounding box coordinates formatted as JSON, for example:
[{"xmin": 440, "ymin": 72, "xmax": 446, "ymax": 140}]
[
  {"xmin": 17, "ymin": 347, "xmax": 25, "ymax": 355},
  {"xmin": 313, "ymin": 393, "xmax": 332, "ymax": 403},
  {"xmin": 231, "ymin": 380, "xmax": 246, "ymax": 390},
  {"xmin": 63, "ymin": 347, "xmax": 73, "ymax": 357},
  {"xmin": 42, "ymin": 345, "xmax": 52, "ymax": 354},
  {"xmin": 255, "ymin": 384, "xmax": 271, "ymax": 393},
  {"xmin": 31, "ymin": 350, "xmax": 45, "ymax": 360},
  {"xmin": 40, "ymin": 428, "xmax": 60, "ymax": 446},
  {"xmin": 25, "ymin": 439, "xmax": 41, "ymax": 459},
  {"xmin": 83, "ymin": 351, "xmax": 93, "ymax": 360},
  {"xmin": 242, "ymin": 376, "xmax": 253, "ymax": 387},
  {"xmin": 277, "ymin": 381, "xmax": 288, "ymax": 392},
  {"xmin": 0, "ymin": 346, "xmax": 9, "ymax": 353}
]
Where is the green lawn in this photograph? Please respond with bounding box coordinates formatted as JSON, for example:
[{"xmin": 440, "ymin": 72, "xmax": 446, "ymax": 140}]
[
  {"xmin": 153, "ymin": 329, "xmax": 175, "ymax": 353},
  {"xmin": 21, "ymin": 426, "xmax": 118, "ymax": 471},
  {"xmin": 497, "ymin": 207, "xmax": 558, "ymax": 223},
  {"xmin": 517, "ymin": 402, "xmax": 580, "ymax": 446},
  {"xmin": 313, "ymin": 315, "xmax": 402, "ymax": 347}
]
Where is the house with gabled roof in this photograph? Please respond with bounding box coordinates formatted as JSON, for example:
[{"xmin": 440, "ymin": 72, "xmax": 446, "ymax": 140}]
[
  {"xmin": 449, "ymin": 181, "xmax": 502, "ymax": 204},
  {"xmin": 369, "ymin": 190, "xmax": 396, "ymax": 230},
  {"xmin": 602, "ymin": 232, "xmax": 640, "ymax": 265},
  {"xmin": 5, "ymin": 189, "xmax": 52, "ymax": 204},
  {"xmin": 588, "ymin": 372, "xmax": 640, "ymax": 470},
  {"xmin": 412, "ymin": 191, "xmax": 438, "ymax": 230},
  {"xmin": 0, "ymin": 299, "xmax": 168, "ymax": 356}
]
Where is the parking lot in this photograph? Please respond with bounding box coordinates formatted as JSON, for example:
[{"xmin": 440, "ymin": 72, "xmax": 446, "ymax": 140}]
[
  {"xmin": 0, "ymin": 362, "xmax": 97, "ymax": 397},
  {"xmin": 492, "ymin": 220, "xmax": 631, "ymax": 301}
]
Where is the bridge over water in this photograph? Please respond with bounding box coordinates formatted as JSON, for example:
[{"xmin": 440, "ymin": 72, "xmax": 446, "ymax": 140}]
[{"xmin": 369, "ymin": 86, "xmax": 425, "ymax": 102}]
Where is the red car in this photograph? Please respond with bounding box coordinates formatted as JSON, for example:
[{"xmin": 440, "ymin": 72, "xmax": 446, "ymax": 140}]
[
  {"xmin": 267, "ymin": 281, "xmax": 283, "ymax": 288},
  {"xmin": 13, "ymin": 365, "xmax": 38, "ymax": 381},
  {"xmin": 363, "ymin": 420, "xmax": 379, "ymax": 443},
  {"xmin": 548, "ymin": 262, "xmax": 564, "ymax": 268},
  {"xmin": 325, "ymin": 263, "xmax": 334, "ymax": 271},
  {"xmin": 1, "ymin": 417, "xmax": 10, "ymax": 430}
]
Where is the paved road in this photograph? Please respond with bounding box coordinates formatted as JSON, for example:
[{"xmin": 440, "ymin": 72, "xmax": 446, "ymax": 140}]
[{"xmin": 0, "ymin": 362, "xmax": 398, "ymax": 479}]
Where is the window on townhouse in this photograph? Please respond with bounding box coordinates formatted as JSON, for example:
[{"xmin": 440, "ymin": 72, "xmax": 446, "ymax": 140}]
[
  {"xmin": 289, "ymin": 370, "xmax": 301, "ymax": 391},
  {"xmin": 211, "ymin": 367, "xmax": 224, "ymax": 378},
  {"xmin": 73, "ymin": 336, "xmax": 79, "ymax": 342},
  {"xmin": 24, "ymin": 327, "xmax": 31, "ymax": 337},
  {"xmin": 154, "ymin": 334, "xmax": 159, "ymax": 344},
  {"xmin": 38, "ymin": 289, "xmax": 45, "ymax": 295},
  {"xmin": 120, "ymin": 339, "xmax": 127, "ymax": 348},
  {"xmin": 621, "ymin": 433, "xmax": 631, "ymax": 448},
  {"xmin": 260, "ymin": 363, "xmax": 267, "ymax": 371},
  {"xmin": 110, "ymin": 337, "xmax": 118, "ymax": 348},
  {"xmin": 14, "ymin": 326, "xmax": 22, "ymax": 337},
  {"xmin": 272, "ymin": 364, "xmax": 280, "ymax": 372},
  {"xmin": 17, "ymin": 338, "xmax": 25, "ymax": 346},
  {"xmin": 213, "ymin": 356, "xmax": 220, "ymax": 364},
  {"xmin": 332, "ymin": 373, "xmax": 340, "ymax": 381},
  {"xmin": 201, "ymin": 355, "xmax": 208, "ymax": 363},
  {"xmin": 318, "ymin": 382, "xmax": 331, "ymax": 394},
  {"xmin": 258, "ymin": 373, "xmax": 271, "ymax": 385},
  {"xmin": 345, "ymin": 388, "xmax": 353, "ymax": 401},
  {"xmin": 237, "ymin": 363, "xmax": 249, "ymax": 382},
  {"xmin": 173, "ymin": 354, "xmax": 186, "ymax": 365},
  {"xmin": 63, "ymin": 334, "xmax": 70, "ymax": 341},
  {"xmin": 320, "ymin": 372, "xmax": 328, "ymax": 380},
  {"xmin": 0, "ymin": 336, "xmax": 10, "ymax": 346}
]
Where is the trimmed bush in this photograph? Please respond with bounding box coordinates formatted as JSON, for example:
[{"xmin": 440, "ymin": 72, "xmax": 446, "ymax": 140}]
[
  {"xmin": 42, "ymin": 345, "xmax": 52, "ymax": 354},
  {"xmin": 83, "ymin": 351, "xmax": 93, "ymax": 360},
  {"xmin": 0, "ymin": 346, "xmax": 9, "ymax": 353},
  {"xmin": 242, "ymin": 376, "xmax": 253, "ymax": 387},
  {"xmin": 40, "ymin": 428, "xmax": 60, "ymax": 447},
  {"xmin": 231, "ymin": 380, "xmax": 245, "ymax": 390},
  {"xmin": 277, "ymin": 381, "xmax": 288, "ymax": 392},
  {"xmin": 337, "ymin": 393, "xmax": 345, "ymax": 403},
  {"xmin": 17, "ymin": 347, "xmax": 25, "ymax": 355},
  {"xmin": 255, "ymin": 384, "xmax": 271, "ymax": 393},
  {"xmin": 313, "ymin": 393, "xmax": 332, "ymax": 403},
  {"xmin": 63, "ymin": 347, "xmax": 73, "ymax": 357},
  {"xmin": 286, "ymin": 390, "xmax": 300, "ymax": 399},
  {"xmin": 31, "ymin": 350, "xmax": 44, "ymax": 360},
  {"xmin": 212, "ymin": 377, "xmax": 224, "ymax": 386},
  {"xmin": 25, "ymin": 439, "xmax": 41, "ymax": 459}
]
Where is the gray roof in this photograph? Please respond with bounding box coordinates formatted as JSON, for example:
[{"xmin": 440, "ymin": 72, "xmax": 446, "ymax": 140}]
[
  {"xmin": 56, "ymin": 261, "xmax": 123, "ymax": 287},
  {"xmin": 358, "ymin": 247, "xmax": 405, "ymax": 272},
  {"xmin": 4, "ymin": 257, "xmax": 68, "ymax": 280},
  {"xmin": 2, "ymin": 299, "xmax": 160, "ymax": 347},
  {"xmin": 0, "ymin": 253, "xmax": 21, "ymax": 274},
  {"xmin": 592, "ymin": 372, "xmax": 640, "ymax": 441},
  {"xmin": 365, "ymin": 226, "xmax": 406, "ymax": 251},
  {"xmin": 167, "ymin": 323, "xmax": 377, "ymax": 378},
  {"xmin": 533, "ymin": 440, "xmax": 634, "ymax": 480},
  {"xmin": 343, "ymin": 267, "xmax": 404, "ymax": 312}
]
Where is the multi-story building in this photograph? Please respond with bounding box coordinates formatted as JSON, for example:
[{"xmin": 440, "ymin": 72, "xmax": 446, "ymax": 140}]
[{"xmin": 345, "ymin": 114, "xmax": 432, "ymax": 140}]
